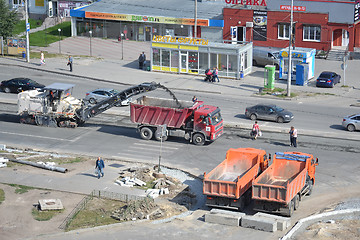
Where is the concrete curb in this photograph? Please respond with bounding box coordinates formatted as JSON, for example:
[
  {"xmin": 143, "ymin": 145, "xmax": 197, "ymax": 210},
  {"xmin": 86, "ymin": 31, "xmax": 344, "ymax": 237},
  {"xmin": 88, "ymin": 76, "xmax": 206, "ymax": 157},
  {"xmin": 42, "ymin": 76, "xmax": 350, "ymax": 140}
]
[{"xmin": 281, "ymin": 208, "xmax": 360, "ymax": 240}]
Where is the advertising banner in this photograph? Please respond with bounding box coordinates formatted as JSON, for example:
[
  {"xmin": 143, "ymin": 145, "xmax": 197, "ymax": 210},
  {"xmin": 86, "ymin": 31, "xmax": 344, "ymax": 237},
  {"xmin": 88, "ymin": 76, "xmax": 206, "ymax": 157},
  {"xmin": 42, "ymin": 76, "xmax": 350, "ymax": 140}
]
[
  {"xmin": 355, "ymin": 0, "xmax": 360, "ymax": 24},
  {"xmin": 253, "ymin": 10, "xmax": 267, "ymax": 41},
  {"xmin": 85, "ymin": 12, "xmax": 209, "ymax": 26}
]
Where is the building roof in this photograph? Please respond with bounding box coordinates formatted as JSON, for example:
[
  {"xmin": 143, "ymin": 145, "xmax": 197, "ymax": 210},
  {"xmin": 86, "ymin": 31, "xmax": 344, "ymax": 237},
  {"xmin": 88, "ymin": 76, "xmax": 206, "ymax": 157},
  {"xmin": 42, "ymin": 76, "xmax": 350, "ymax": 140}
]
[{"xmin": 77, "ymin": 0, "xmax": 227, "ymax": 20}]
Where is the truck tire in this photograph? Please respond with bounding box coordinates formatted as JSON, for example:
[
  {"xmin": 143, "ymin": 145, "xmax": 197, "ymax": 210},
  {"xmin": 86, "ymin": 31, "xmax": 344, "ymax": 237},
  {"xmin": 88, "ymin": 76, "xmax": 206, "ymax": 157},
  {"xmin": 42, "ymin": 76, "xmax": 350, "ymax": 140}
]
[
  {"xmin": 285, "ymin": 200, "xmax": 294, "ymax": 217},
  {"xmin": 294, "ymin": 195, "xmax": 300, "ymax": 210},
  {"xmin": 307, "ymin": 179, "xmax": 314, "ymax": 196},
  {"xmin": 192, "ymin": 133, "xmax": 205, "ymax": 146},
  {"xmin": 140, "ymin": 127, "xmax": 153, "ymax": 140},
  {"xmin": 238, "ymin": 196, "xmax": 245, "ymax": 212}
]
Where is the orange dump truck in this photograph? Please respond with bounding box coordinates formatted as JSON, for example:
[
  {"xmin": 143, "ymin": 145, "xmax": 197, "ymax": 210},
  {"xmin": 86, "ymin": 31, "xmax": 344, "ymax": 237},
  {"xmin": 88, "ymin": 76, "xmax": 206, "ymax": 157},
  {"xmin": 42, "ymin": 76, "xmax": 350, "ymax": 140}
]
[
  {"xmin": 203, "ymin": 148, "xmax": 269, "ymax": 211},
  {"xmin": 252, "ymin": 152, "xmax": 318, "ymax": 217}
]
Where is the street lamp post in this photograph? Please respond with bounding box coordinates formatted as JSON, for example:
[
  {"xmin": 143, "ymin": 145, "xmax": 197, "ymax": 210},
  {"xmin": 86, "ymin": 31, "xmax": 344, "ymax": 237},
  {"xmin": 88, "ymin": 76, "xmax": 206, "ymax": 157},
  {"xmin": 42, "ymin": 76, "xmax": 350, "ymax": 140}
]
[
  {"xmin": 25, "ymin": 0, "xmax": 30, "ymax": 62},
  {"xmin": 121, "ymin": 33, "xmax": 124, "ymax": 60},
  {"xmin": 58, "ymin": 28, "xmax": 62, "ymax": 54},
  {"xmin": 287, "ymin": 0, "xmax": 294, "ymax": 97},
  {"xmin": 89, "ymin": 30, "xmax": 92, "ymax": 57}
]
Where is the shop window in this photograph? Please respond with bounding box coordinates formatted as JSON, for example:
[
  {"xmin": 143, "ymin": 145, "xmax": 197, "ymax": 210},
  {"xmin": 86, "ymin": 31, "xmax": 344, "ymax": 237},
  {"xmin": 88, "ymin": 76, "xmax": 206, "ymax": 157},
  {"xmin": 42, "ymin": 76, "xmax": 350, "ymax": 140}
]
[
  {"xmin": 161, "ymin": 49, "xmax": 170, "ymax": 67},
  {"xmin": 278, "ymin": 24, "xmax": 290, "ymax": 40},
  {"xmin": 189, "ymin": 52, "xmax": 198, "ymax": 73},
  {"xmin": 228, "ymin": 55, "xmax": 237, "ymax": 77},
  {"xmin": 210, "ymin": 53, "xmax": 217, "ymax": 68},
  {"xmin": 153, "ymin": 48, "xmax": 160, "ymax": 66},
  {"xmin": 218, "ymin": 54, "xmax": 227, "ymax": 76},
  {"xmin": 303, "ymin": 25, "xmax": 321, "ymax": 42},
  {"xmin": 171, "ymin": 51, "xmax": 179, "ymax": 68},
  {"xmin": 199, "ymin": 52, "xmax": 208, "ymax": 71}
]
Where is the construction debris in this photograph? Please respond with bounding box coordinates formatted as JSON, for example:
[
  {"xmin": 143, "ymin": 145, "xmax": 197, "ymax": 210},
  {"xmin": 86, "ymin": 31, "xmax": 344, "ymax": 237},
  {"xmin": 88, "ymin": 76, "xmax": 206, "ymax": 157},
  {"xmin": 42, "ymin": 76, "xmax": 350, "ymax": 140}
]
[
  {"xmin": 0, "ymin": 157, "xmax": 9, "ymax": 168},
  {"xmin": 38, "ymin": 199, "xmax": 64, "ymax": 210},
  {"xmin": 9, "ymin": 159, "xmax": 68, "ymax": 173},
  {"xmin": 115, "ymin": 177, "xmax": 146, "ymax": 187}
]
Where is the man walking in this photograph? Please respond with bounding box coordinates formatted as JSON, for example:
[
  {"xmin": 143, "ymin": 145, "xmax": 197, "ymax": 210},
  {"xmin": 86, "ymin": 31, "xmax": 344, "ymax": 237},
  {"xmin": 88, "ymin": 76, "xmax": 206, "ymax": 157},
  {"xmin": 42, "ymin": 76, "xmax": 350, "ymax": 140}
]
[
  {"xmin": 95, "ymin": 157, "xmax": 105, "ymax": 179},
  {"xmin": 212, "ymin": 67, "xmax": 220, "ymax": 82},
  {"xmin": 289, "ymin": 126, "xmax": 298, "ymax": 147},
  {"xmin": 138, "ymin": 52, "xmax": 146, "ymax": 69},
  {"xmin": 67, "ymin": 55, "xmax": 73, "ymax": 72}
]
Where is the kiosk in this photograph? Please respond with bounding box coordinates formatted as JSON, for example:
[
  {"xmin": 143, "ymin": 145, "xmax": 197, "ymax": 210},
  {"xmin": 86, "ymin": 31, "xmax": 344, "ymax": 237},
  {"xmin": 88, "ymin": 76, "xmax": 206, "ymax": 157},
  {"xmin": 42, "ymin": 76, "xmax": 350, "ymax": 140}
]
[
  {"xmin": 151, "ymin": 35, "xmax": 253, "ymax": 79},
  {"xmin": 279, "ymin": 47, "xmax": 315, "ymax": 81}
]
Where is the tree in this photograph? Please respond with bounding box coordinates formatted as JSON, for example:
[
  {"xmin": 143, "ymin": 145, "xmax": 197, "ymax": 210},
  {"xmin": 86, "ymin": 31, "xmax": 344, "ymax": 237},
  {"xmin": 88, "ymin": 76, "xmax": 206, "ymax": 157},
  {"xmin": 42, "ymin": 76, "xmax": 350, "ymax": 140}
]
[{"xmin": 0, "ymin": 0, "xmax": 18, "ymax": 38}]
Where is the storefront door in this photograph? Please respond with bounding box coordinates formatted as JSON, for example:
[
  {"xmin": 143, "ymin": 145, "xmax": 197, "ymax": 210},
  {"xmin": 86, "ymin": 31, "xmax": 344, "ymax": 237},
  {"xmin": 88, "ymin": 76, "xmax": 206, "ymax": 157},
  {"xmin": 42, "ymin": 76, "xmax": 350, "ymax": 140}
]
[
  {"xmin": 145, "ymin": 26, "xmax": 152, "ymax": 41},
  {"xmin": 180, "ymin": 52, "xmax": 188, "ymax": 73},
  {"xmin": 333, "ymin": 29, "xmax": 342, "ymax": 47}
]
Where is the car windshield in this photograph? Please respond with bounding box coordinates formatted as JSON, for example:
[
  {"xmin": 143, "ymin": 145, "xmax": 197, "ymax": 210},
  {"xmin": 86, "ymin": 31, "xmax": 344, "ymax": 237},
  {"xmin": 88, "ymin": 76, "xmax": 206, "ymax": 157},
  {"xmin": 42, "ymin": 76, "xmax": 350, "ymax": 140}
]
[
  {"xmin": 109, "ymin": 89, "xmax": 119, "ymax": 95},
  {"xmin": 319, "ymin": 73, "xmax": 331, "ymax": 79},
  {"xmin": 273, "ymin": 106, "xmax": 284, "ymax": 112},
  {"xmin": 210, "ymin": 110, "xmax": 222, "ymax": 125},
  {"xmin": 26, "ymin": 79, "xmax": 37, "ymax": 85}
]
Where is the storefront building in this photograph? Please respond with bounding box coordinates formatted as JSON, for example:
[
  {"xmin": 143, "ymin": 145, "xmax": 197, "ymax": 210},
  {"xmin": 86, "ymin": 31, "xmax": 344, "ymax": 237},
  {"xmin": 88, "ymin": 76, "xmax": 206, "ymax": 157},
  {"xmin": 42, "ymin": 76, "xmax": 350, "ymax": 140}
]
[
  {"xmin": 223, "ymin": 0, "xmax": 360, "ymax": 52},
  {"xmin": 151, "ymin": 35, "xmax": 253, "ymax": 79},
  {"xmin": 70, "ymin": 0, "xmax": 226, "ymax": 42}
]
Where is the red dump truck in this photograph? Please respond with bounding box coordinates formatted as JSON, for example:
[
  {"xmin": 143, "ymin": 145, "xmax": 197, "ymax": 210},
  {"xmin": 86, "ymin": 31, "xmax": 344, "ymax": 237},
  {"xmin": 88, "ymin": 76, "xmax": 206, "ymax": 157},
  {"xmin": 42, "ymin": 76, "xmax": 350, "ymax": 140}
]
[
  {"xmin": 203, "ymin": 148, "xmax": 269, "ymax": 210},
  {"xmin": 130, "ymin": 96, "xmax": 223, "ymax": 145},
  {"xmin": 252, "ymin": 152, "xmax": 318, "ymax": 217}
]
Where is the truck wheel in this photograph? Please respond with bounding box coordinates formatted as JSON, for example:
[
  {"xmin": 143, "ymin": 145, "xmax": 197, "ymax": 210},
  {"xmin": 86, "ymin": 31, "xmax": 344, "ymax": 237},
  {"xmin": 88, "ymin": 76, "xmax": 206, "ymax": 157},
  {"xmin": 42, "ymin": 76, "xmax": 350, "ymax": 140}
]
[
  {"xmin": 294, "ymin": 195, "xmax": 300, "ymax": 210},
  {"xmin": 250, "ymin": 114, "xmax": 257, "ymax": 120},
  {"xmin": 285, "ymin": 200, "xmax": 294, "ymax": 217},
  {"xmin": 238, "ymin": 196, "xmax": 245, "ymax": 212},
  {"xmin": 307, "ymin": 180, "xmax": 314, "ymax": 196},
  {"xmin": 277, "ymin": 117, "xmax": 284, "ymax": 123},
  {"xmin": 192, "ymin": 133, "xmax": 205, "ymax": 146},
  {"xmin": 347, "ymin": 124, "xmax": 356, "ymax": 132},
  {"xmin": 140, "ymin": 127, "xmax": 153, "ymax": 140}
]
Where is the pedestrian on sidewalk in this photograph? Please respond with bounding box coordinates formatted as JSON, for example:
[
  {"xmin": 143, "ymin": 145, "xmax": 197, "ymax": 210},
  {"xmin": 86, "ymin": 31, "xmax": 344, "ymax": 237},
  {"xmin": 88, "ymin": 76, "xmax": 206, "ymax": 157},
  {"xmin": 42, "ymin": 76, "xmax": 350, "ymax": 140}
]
[
  {"xmin": 192, "ymin": 96, "xmax": 198, "ymax": 102},
  {"xmin": 289, "ymin": 126, "xmax": 298, "ymax": 147},
  {"xmin": 40, "ymin": 51, "xmax": 45, "ymax": 66},
  {"xmin": 213, "ymin": 67, "xmax": 220, "ymax": 82},
  {"xmin": 95, "ymin": 157, "xmax": 105, "ymax": 179},
  {"xmin": 138, "ymin": 52, "xmax": 146, "ymax": 69},
  {"xmin": 251, "ymin": 121, "xmax": 260, "ymax": 140},
  {"xmin": 67, "ymin": 55, "xmax": 73, "ymax": 72}
]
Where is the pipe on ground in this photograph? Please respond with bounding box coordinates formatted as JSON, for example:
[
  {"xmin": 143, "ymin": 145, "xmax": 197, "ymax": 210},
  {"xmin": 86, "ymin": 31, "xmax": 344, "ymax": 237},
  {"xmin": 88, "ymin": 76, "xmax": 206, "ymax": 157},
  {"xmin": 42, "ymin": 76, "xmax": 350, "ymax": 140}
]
[{"xmin": 9, "ymin": 159, "xmax": 68, "ymax": 173}]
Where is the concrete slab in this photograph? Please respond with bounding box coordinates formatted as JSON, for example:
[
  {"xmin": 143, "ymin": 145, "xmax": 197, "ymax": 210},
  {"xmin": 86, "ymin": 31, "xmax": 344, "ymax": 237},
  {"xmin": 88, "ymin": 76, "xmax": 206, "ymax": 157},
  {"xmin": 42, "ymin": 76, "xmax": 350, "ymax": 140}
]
[
  {"xmin": 241, "ymin": 215, "xmax": 277, "ymax": 232},
  {"xmin": 210, "ymin": 208, "xmax": 246, "ymax": 218},
  {"xmin": 205, "ymin": 213, "xmax": 242, "ymax": 226},
  {"xmin": 38, "ymin": 199, "xmax": 64, "ymax": 210},
  {"xmin": 254, "ymin": 212, "xmax": 291, "ymax": 231}
]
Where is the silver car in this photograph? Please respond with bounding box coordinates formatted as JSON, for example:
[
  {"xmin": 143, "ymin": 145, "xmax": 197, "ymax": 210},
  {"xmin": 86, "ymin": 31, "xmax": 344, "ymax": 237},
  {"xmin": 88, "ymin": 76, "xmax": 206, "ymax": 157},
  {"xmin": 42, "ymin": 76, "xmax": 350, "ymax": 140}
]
[
  {"xmin": 342, "ymin": 114, "xmax": 360, "ymax": 132},
  {"xmin": 84, "ymin": 88, "xmax": 131, "ymax": 106}
]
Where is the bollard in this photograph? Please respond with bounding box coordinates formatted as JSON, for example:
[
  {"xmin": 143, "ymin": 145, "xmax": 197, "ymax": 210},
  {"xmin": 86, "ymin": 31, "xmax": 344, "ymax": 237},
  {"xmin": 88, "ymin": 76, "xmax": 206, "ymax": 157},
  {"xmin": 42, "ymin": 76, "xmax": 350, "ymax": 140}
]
[
  {"xmin": 240, "ymin": 71, "xmax": 244, "ymax": 80},
  {"xmin": 22, "ymin": 51, "xmax": 26, "ymax": 58}
]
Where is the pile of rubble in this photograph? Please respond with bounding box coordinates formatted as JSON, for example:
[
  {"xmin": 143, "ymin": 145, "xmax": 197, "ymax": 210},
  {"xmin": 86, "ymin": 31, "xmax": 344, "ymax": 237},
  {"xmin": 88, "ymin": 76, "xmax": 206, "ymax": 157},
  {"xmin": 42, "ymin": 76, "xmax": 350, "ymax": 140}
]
[
  {"xmin": 111, "ymin": 198, "xmax": 163, "ymax": 221},
  {"xmin": 0, "ymin": 157, "xmax": 8, "ymax": 168},
  {"xmin": 115, "ymin": 166, "xmax": 183, "ymax": 199}
]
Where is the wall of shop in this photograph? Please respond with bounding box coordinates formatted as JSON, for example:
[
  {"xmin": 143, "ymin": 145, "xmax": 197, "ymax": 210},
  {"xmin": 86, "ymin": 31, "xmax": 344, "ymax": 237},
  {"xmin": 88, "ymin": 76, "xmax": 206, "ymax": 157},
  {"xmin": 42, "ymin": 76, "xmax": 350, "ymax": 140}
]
[{"xmin": 201, "ymin": 27, "xmax": 223, "ymax": 43}]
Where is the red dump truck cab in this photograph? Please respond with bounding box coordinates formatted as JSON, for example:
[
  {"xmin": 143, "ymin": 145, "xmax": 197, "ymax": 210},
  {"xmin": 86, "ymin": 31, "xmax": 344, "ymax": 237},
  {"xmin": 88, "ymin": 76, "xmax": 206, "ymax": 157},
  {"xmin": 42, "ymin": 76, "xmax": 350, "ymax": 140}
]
[
  {"xmin": 252, "ymin": 151, "xmax": 318, "ymax": 217},
  {"xmin": 203, "ymin": 148, "xmax": 269, "ymax": 211},
  {"xmin": 130, "ymin": 96, "xmax": 223, "ymax": 145}
]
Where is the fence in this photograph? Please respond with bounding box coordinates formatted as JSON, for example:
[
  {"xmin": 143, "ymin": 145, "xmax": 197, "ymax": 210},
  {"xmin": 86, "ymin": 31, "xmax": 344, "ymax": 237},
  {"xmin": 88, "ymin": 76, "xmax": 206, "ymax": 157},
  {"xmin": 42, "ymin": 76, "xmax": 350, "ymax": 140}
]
[{"xmin": 58, "ymin": 190, "xmax": 150, "ymax": 230}]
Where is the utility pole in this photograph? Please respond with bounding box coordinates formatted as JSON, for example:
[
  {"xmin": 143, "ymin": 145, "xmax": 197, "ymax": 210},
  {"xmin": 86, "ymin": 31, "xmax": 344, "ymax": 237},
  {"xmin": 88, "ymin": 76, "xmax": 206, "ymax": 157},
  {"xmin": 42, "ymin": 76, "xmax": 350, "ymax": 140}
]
[
  {"xmin": 25, "ymin": 0, "xmax": 30, "ymax": 62},
  {"xmin": 287, "ymin": 0, "xmax": 294, "ymax": 97},
  {"xmin": 194, "ymin": 0, "xmax": 197, "ymax": 38}
]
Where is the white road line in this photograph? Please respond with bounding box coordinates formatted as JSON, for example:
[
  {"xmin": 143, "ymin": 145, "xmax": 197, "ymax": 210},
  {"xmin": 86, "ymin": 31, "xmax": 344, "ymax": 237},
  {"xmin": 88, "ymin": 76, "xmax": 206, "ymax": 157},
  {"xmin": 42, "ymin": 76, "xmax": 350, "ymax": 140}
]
[
  {"xmin": 116, "ymin": 152, "xmax": 156, "ymax": 160},
  {"xmin": 126, "ymin": 147, "xmax": 173, "ymax": 153},
  {"xmin": 0, "ymin": 131, "xmax": 71, "ymax": 141},
  {"xmin": 133, "ymin": 142, "xmax": 179, "ymax": 150}
]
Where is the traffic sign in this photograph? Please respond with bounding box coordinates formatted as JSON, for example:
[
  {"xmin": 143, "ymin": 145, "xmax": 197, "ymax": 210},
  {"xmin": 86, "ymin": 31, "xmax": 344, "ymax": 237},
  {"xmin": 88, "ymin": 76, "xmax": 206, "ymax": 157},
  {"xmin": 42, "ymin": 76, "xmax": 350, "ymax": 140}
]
[
  {"xmin": 26, "ymin": 23, "xmax": 30, "ymax": 32},
  {"xmin": 341, "ymin": 63, "xmax": 347, "ymax": 70}
]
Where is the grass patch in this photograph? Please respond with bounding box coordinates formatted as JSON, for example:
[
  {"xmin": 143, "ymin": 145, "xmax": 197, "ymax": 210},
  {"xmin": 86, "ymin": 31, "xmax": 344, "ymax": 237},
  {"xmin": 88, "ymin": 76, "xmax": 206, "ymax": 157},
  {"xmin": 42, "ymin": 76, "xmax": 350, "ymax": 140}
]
[
  {"xmin": 32, "ymin": 208, "xmax": 64, "ymax": 221},
  {"xmin": 263, "ymin": 87, "xmax": 285, "ymax": 93},
  {"xmin": 21, "ymin": 21, "xmax": 72, "ymax": 47},
  {"xmin": 66, "ymin": 198, "xmax": 125, "ymax": 231},
  {"xmin": 341, "ymin": 85, "xmax": 350, "ymax": 88},
  {"xmin": 8, "ymin": 184, "xmax": 35, "ymax": 194},
  {"xmin": 135, "ymin": 180, "xmax": 156, "ymax": 190},
  {"xmin": 260, "ymin": 87, "xmax": 298, "ymax": 98},
  {"xmin": 0, "ymin": 189, "xmax": 4, "ymax": 205},
  {"xmin": 13, "ymin": 19, "xmax": 43, "ymax": 36}
]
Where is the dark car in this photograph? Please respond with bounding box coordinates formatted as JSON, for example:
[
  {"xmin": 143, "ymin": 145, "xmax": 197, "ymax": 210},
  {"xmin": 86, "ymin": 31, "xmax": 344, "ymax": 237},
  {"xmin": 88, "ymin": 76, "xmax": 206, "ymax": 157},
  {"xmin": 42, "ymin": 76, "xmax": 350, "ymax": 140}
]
[
  {"xmin": 245, "ymin": 104, "xmax": 294, "ymax": 123},
  {"xmin": 0, "ymin": 78, "xmax": 45, "ymax": 93},
  {"xmin": 316, "ymin": 71, "xmax": 341, "ymax": 88}
]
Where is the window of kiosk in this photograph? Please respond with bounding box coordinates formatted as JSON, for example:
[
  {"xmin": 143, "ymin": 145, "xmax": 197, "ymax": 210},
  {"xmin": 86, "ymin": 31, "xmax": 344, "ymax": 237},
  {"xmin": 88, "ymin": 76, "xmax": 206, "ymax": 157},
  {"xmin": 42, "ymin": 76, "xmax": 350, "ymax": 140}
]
[
  {"xmin": 153, "ymin": 48, "xmax": 160, "ymax": 66},
  {"xmin": 161, "ymin": 49, "xmax": 170, "ymax": 67},
  {"xmin": 199, "ymin": 52, "xmax": 208, "ymax": 73},
  {"xmin": 189, "ymin": 52, "xmax": 198, "ymax": 73},
  {"xmin": 218, "ymin": 54, "xmax": 227, "ymax": 76},
  {"xmin": 228, "ymin": 55, "xmax": 237, "ymax": 78},
  {"xmin": 171, "ymin": 51, "xmax": 179, "ymax": 69},
  {"xmin": 210, "ymin": 53, "xmax": 217, "ymax": 68}
]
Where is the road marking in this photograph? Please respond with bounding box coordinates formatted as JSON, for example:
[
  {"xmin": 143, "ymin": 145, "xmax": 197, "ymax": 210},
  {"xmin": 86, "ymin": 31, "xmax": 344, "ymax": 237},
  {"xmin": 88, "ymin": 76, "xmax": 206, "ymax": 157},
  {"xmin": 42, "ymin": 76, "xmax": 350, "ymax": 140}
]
[
  {"xmin": 125, "ymin": 147, "xmax": 173, "ymax": 153},
  {"xmin": 116, "ymin": 152, "xmax": 156, "ymax": 160},
  {"xmin": 133, "ymin": 142, "xmax": 179, "ymax": 150},
  {"xmin": 0, "ymin": 131, "xmax": 71, "ymax": 141}
]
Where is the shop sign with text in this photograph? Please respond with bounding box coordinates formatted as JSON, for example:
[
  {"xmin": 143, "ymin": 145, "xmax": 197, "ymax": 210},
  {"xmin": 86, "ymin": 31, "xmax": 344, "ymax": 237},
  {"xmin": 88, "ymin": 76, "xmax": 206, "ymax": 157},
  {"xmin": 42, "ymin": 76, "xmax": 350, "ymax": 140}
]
[
  {"xmin": 153, "ymin": 35, "xmax": 209, "ymax": 45},
  {"xmin": 85, "ymin": 12, "xmax": 209, "ymax": 26},
  {"xmin": 280, "ymin": 5, "xmax": 306, "ymax": 11},
  {"xmin": 225, "ymin": 0, "xmax": 266, "ymax": 6}
]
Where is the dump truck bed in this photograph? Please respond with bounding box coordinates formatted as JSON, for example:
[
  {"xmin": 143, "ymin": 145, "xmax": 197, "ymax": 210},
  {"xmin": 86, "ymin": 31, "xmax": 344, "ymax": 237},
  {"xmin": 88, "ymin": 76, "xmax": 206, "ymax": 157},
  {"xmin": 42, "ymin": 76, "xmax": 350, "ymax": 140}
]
[
  {"xmin": 203, "ymin": 148, "xmax": 267, "ymax": 199},
  {"xmin": 252, "ymin": 153, "xmax": 310, "ymax": 204},
  {"xmin": 130, "ymin": 96, "xmax": 199, "ymax": 128}
]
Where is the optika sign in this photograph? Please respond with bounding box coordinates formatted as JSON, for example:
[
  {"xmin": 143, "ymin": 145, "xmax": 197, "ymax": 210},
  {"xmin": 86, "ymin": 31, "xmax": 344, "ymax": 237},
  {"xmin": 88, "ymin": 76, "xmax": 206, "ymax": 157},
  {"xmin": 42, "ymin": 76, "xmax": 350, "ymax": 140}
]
[
  {"xmin": 131, "ymin": 15, "xmax": 160, "ymax": 22},
  {"xmin": 225, "ymin": 0, "xmax": 267, "ymax": 6}
]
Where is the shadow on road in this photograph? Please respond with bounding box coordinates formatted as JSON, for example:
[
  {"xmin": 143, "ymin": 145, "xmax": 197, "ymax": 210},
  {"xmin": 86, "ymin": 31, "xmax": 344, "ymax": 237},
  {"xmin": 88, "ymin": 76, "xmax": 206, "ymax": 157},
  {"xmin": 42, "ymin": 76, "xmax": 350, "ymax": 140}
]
[
  {"xmin": 77, "ymin": 172, "xmax": 98, "ymax": 178},
  {"xmin": 329, "ymin": 124, "xmax": 346, "ymax": 131},
  {"xmin": 234, "ymin": 113, "xmax": 247, "ymax": 119},
  {"xmin": 0, "ymin": 113, "xmax": 20, "ymax": 123},
  {"xmin": 270, "ymin": 141, "xmax": 289, "ymax": 146}
]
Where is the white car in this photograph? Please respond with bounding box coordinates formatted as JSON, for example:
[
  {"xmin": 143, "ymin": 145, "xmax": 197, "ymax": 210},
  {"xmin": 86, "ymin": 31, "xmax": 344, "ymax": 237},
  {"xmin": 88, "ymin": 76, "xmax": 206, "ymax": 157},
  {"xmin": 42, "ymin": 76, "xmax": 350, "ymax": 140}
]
[
  {"xmin": 84, "ymin": 88, "xmax": 131, "ymax": 106},
  {"xmin": 342, "ymin": 114, "xmax": 360, "ymax": 132}
]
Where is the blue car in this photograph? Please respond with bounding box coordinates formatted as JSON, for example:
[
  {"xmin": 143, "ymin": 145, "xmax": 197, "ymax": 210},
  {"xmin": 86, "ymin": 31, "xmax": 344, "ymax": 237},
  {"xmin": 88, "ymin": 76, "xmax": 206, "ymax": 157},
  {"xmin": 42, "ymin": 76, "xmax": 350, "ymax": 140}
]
[{"xmin": 316, "ymin": 71, "xmax": 341, "ymax": 88}]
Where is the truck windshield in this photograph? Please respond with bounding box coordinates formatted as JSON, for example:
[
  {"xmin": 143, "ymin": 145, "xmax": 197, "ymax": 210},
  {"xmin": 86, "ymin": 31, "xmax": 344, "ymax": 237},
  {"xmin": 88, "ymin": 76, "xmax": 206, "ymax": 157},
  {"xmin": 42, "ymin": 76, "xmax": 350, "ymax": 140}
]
[{"xmin": 209, "ymin": 110, "xmax": 222, "ymax": 125}]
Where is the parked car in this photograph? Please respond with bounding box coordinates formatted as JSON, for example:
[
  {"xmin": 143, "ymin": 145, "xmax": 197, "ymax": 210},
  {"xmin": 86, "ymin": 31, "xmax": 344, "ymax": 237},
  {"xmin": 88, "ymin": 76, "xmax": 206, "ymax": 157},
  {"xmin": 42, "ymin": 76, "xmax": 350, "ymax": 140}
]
[
  {"xmin": 342, "ymin": 114, "xmax": 360, "ymax": 132},
  {"xmin": 245, "ymin": 104, "xmax": 294, "ymax": 123},
  {"xmin": 84, "ymin": 88, "xmax": 131, "ymax": 106},
  {"xmin": 0, "ymin": 78, "xmax": 45, "ymax": 93},
  {"xmin": 316, "ymin": 71, "xmax": 341, "ymax": 88},
  {"xmin": 253, "ymin": 47, "xmax": 280, "ymax": 69}
]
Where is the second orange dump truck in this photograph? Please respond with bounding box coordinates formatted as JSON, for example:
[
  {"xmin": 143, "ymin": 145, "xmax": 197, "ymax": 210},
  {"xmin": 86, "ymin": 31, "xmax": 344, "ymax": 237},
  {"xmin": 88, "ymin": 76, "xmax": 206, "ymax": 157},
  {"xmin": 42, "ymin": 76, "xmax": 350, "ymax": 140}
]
[
  {"xmin": 203, "ymin": 148, "xmax": 269, "ymax": 211},
  {"xmin": 252, "ymin": 151, "xmax": 318, "ymax": 217}
]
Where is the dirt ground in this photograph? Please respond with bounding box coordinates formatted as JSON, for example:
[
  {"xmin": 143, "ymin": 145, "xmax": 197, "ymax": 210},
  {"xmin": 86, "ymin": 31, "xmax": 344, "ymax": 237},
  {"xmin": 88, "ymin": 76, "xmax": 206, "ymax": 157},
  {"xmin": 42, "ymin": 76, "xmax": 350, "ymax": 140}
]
[{"xmin": 0, "ymin": 183, "xmax": 84, "ymax": 240}]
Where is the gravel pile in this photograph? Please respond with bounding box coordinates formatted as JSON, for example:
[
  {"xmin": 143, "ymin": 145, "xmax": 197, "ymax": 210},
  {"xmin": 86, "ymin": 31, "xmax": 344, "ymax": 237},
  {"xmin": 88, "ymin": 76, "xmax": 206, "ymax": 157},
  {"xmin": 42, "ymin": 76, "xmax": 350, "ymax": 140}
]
[{"xmin": 111, "ymin": 198, "xmax": 162, "ymax": 221}]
